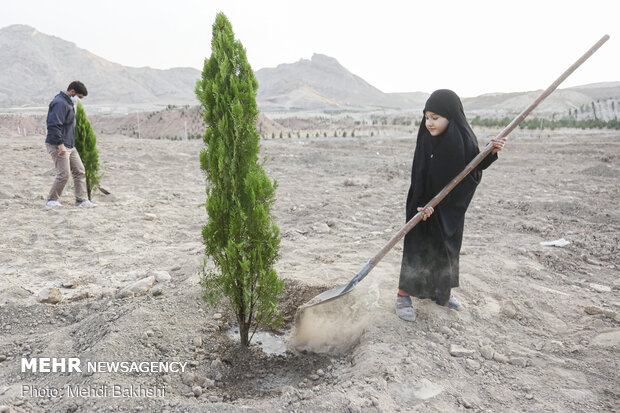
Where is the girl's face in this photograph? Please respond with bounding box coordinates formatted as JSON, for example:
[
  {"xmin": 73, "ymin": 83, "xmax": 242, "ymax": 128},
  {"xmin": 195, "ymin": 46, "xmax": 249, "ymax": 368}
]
[{"xmin": 424, "ymin": 111, "xmax": 449, "ymax": 136}]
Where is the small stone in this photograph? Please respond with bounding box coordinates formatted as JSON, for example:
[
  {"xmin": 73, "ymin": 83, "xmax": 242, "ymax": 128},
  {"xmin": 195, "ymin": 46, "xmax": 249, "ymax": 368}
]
[
  {"xmin": 568, "ymin": 345, "xmax": 584, "ymax": 353},
  {"xmin": 480, "ymin": 345, "xmax": 495, "ymax": 360},
  {"xmin": 151, "ymin": 285, "xmax": 164, "ymax": 296},
  {"xmin": 449, "ymin": 344, "xmax": 475, "ymax": 358},
  {"xmin": 0, "ymin": 405, "xmax": 10, "ymax": 413},
  {"xmin": 213, "ymin": 313, "xmax": 223, "ymax": 319},
  {"xmin": 117, "ymin": 276, "xmax": 155, "ymax": 298},
  {"xmin": 182, "ymin": 372, "xmax": 197, "ymax": 386},
  {"xmin": 145, "ymin": 330, "xmax": 154, "ymax": 338},
  {"xmin": 67, "ymin": 291, "xmax": 89, "ymax": 302},
  {"xmin": 525, "ymin": 393, "xmax": 534, "ymax": 400},
  {"xmin": 591, "ymin": 330, "xmax": 620, "ymax": 348},
  {"xmin": 584, "ymin": 306, "xmax": 604, "ymax": 315},
  {"xmin": 309, "ymin": 374, "xmax": 320, "ymax": 381},
  {"xmin": 192, "ymin": 386, "xmax": 202, "ymax": 397},
  {"xmin": 203, "ymin": 378, "xmax": 215, "ymax": 389},
  {"xmin": 493, "ymin": 353, "xmax": 510, "ymax": 364},
  {"xmin": 280, "ymin": 386, "xmax": 301, "ymax": 405},
  {"xmin": 61, "ymin": 279, "xmax": 82, "ymax": 289},
  {"xmin": 500, "ymin": 301, "xmax": 518, "ymax": 318},
  {"xmin": 211, "ymin": 359, "xmax": 224, "ymax": 370},
  {"xmin": 144, "ymin": 213, "xmax": 157, "ymax": 220},
  {"xmin": 315, "ymin": 223, "xmax": 330, "ymax": 234},
  {"xmin": 37, "ymin": 287, "xmax": 62, "ymax": 304},
  {"xmin": 370, "ymin": 396, "xmax": 379, "ymax": 407},
  {"xmin": 151, "ymin": 271, "xmax": 171, "ymax": 283},
  {"xmin": 413, "ymin": 378, "xmax": 442, "ymax": 400},
  {"xmin": 509, "ymin": 357, "xmax": 528, "ymax": 368},
  {"xmin": 589, "ymin": 283, "xmax": 611, "ymax": 293},
  {"xmin": 316, "ymin": 369, "xmax": 325, "ymax": 377},
  {"xmin": 466, "ymin": 359, "xmax": 481, "ymax": 371},
  {"xmin": 0, "ymin": 355, "xmax": 6, "ymax": 362},
  {"xmin": 193, "ymin": 337, "xmax": 203, "ymax": 347},
  {"xmin": 347, "ymin": 403, "xmax": 362, "ymax": 413},
  {"xmin": 208, "ymin": 395, "xmax": 220, "ymax": 403},
  {"xmin": 100, "ymin": 288, "xmax": 115, "ymax": 298}
]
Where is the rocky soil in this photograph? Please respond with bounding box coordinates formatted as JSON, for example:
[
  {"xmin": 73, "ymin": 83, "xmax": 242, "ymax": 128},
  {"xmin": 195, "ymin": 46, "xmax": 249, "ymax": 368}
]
[{"xmin": 0, "ymin": 128, "xmax": 618, "ymax": 412}]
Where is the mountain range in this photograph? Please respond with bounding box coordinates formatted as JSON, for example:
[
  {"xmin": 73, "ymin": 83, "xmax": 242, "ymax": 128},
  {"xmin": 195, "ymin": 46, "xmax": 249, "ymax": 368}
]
[
  {"xmin": 0, "ymin": 25, "xmax": 199, "ymax": 107},
  {"xmin": 254, "ymin": 54, "xmax": 429, "ymax": 111},
  {"xmin": 1, "ymin": 24, "xmax": 619, "ymax": 116}
]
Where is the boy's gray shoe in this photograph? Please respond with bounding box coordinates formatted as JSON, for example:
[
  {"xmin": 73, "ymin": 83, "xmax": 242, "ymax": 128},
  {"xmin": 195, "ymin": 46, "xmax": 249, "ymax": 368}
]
[
  {"xmin": 395, "ymin": 294, "xmax": 416, "ymax": 322},
  {"xmin": 75, "ymin": 200, "xmax": 97, "ymax": 207},
  {"xmin": 45, "ymin": 200, "xmax": 62, "ymax": 208}
]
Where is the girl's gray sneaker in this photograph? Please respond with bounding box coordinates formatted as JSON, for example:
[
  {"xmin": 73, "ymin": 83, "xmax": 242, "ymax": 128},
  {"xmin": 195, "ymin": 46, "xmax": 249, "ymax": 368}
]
[
  {"xmin": 447, "ymin": 295, "xmax": 462, "ymax": 310},
  {"xmin": 396, "ymin": 295, "xmax": 416, "ymax": 321}
]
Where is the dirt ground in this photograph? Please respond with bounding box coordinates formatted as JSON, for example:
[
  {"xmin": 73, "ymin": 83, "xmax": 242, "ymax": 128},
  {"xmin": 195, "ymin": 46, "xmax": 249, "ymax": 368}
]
[{"xmin": 0, "ymin": 127, "xmax": 618, "ymax": 412}]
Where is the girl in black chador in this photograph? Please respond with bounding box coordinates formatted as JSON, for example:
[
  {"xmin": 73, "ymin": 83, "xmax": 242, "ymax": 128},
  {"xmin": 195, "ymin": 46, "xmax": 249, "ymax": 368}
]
[{"xmin": 396, "ymin": 89, "xmax": 505, "ymax": 322}]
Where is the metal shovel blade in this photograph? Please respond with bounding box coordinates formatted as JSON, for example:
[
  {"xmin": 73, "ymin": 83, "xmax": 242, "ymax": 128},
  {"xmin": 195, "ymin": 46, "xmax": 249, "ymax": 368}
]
[
  {"xmin": 301, "ymin": 262, "xmax": 370, "ymax": 308},
  {"xmin": 303, "ymin": 285, "xmax": 350, "ymax": 307}
]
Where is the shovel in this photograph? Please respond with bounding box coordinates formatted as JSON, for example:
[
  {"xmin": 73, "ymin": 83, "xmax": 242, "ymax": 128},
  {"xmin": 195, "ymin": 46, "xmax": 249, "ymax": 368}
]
[{"xmin": 301, "ymin": 34, "xmax": 609, "ymax": 309}]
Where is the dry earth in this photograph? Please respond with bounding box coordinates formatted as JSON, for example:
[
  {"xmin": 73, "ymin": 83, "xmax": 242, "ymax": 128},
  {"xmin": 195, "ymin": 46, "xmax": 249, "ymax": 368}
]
[{"xmin": 0, "ymin": 127, "xmax": 618, "ymax": 412}]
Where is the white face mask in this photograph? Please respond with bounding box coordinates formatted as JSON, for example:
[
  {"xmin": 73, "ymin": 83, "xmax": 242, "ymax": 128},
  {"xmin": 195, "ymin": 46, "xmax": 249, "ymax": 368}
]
[{"xmin": 70, "ymin": 95, "xmax": 80, "ymax": 105}]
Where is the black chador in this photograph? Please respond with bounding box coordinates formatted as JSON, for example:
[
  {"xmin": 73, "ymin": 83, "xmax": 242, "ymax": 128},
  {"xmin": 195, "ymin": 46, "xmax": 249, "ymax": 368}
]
[{"xmin": 398, "ymin": 89, "xmax": 497, "ymax": 305}]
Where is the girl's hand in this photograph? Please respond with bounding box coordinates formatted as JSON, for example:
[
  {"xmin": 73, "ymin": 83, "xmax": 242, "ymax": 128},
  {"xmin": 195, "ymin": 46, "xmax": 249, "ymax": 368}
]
[
  {"xmin": 491, "ymin": 137, "xmax": 506, "ymax": 153},
  {"xmin": 417, "ymin": 206, "xmax": 434, "ymax": 221}
]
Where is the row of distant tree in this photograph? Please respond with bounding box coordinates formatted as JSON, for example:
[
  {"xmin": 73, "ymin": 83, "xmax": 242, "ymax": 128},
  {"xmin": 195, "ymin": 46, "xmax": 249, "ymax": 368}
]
[
  {"xmin": 152, "ymin": 130, "xmax": 392, "ymax": 141},
  {"xmin": 471, "ymin": 115, "xmax": 620, "ymax": 130}
]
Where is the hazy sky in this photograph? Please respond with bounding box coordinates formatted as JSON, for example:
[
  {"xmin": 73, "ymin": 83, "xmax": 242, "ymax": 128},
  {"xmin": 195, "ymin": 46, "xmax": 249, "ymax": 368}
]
[{"xmin": 2, "ymin": 0, "xmax": 619, "ymax": 97}]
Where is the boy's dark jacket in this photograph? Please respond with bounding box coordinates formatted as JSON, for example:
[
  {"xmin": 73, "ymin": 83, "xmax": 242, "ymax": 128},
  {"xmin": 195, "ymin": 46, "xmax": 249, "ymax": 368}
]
[{"xmin": 45, "ymin": 91, "xmax": 76, "ymax": 148}]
